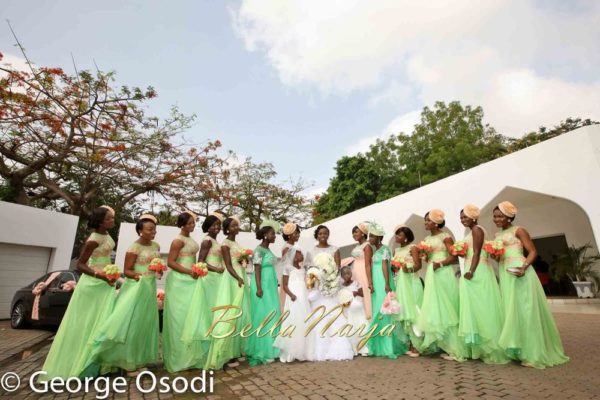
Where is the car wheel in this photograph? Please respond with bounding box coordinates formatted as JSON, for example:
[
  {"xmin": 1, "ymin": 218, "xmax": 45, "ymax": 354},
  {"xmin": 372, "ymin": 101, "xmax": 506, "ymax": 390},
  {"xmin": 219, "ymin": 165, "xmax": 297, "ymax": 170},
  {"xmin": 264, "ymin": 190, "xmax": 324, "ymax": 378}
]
[{"xmin": 11, "ymin": 302, "xmax": 29, "ymax": 329}]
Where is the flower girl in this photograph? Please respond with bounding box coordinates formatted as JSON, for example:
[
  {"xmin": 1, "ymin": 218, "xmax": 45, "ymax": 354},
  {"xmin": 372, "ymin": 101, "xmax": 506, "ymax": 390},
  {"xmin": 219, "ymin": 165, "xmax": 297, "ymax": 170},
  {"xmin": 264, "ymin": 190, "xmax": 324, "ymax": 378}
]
[{"xmin": 340, "ymin": 266, "xmax": 369, "ymax": 356}]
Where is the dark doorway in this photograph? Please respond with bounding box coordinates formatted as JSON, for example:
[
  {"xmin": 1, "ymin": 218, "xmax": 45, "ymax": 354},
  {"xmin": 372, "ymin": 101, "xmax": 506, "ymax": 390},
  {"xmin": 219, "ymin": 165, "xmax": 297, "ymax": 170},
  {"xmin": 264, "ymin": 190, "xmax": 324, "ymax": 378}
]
[{"xmin": 532, "ymin": 234, "xmax": 575, "ymax": 296}]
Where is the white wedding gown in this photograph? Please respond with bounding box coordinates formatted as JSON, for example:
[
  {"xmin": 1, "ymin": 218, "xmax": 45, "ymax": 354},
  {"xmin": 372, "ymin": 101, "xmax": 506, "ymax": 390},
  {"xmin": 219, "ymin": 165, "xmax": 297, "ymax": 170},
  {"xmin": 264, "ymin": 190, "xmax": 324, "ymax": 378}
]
[{"xmin": 305, "ymin": 284, "xmax": 354, "ymax": 361}]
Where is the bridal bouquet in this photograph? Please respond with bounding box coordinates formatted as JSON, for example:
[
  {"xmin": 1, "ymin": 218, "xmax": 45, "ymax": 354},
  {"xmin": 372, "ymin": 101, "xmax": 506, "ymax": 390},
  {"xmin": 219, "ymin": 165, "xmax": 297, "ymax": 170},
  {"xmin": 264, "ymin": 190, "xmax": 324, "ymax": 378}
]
[
  {"xmin": 103, "ymin": 264, "xmax": 121, "ymax": 281},
  {"xmin": 450, "ymin": 241, "xmax": 468, "ymax": 257},
  {"xmin": 483, "ymin": 240, "xmax": 505, "ymax": 257},
  {"xmin": 191, "ymin": 262, "xmax": 209, "ymax": 277},
  {"xmin": 313, "ymin": 253, "xmax": 340, "ymax": 297}
]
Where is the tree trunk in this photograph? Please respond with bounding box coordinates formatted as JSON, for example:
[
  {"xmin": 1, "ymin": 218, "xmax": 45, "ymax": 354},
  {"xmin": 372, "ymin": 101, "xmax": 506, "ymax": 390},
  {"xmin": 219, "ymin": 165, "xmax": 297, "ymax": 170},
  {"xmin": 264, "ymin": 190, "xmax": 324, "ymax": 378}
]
[{"xmin": 8, "ymin": 176, "xmax": 30, "ymax": 205}]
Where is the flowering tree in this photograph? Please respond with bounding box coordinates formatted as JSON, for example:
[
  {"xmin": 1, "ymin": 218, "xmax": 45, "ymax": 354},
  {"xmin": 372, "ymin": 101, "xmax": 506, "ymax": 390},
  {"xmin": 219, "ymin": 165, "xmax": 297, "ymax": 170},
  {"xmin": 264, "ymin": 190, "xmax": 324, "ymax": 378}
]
[
  {"xmin": 0, "ymin": 49, "xmax": 222, "ymax": 217},
  {"xmin": 184, "ymin": 155, "xmax": 312, "ymax": 231},
  {"xmin": 1, "ymin": 41, "xmax": 311, "ymax": 234},
  {"xmin": 221, "ymin": 157, "xmax": 312, "ymax": 231}
]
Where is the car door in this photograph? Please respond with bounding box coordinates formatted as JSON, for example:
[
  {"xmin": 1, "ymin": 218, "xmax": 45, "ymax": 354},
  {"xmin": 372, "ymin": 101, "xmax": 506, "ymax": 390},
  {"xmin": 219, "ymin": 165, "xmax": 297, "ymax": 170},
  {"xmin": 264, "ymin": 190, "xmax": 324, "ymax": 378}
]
[{"xmin": 45, "ymin": 272, "xmax": 75, "ymax": 323}]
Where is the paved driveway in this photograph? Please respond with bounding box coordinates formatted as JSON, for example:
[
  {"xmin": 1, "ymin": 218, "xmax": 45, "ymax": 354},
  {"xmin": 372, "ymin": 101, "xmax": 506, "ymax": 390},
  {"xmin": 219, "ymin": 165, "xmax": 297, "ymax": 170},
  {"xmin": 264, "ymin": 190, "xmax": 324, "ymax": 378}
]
[{"xmin": 0, "ymin": 312, "xmax": 598, "ymax": 399}]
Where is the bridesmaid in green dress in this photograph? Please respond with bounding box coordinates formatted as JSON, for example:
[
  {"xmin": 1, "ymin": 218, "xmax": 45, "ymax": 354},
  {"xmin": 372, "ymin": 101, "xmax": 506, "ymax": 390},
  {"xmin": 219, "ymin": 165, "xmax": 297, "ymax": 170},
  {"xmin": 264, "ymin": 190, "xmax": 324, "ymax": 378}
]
[
  {"xmin": 205, "ymin": 216, "xmax": 251, "ymax": 369},
  {"xmin": 366, "ymin": 222, "xmax": 408, "ymax": 359},
  {"xmin": 84, "ymin": 214, "xmax": 161, "ymax": 375},
  {"xmin": 246, "ymin": 220, "xmax": 281, "ymax": 366},
  {"xmin": 416, "ymin": 209, "xmax": 467, "ymax": 361},
  {"xmin": 458, "ymin": 204, "xmax": 509, "ymax": 364},
  {"xmin": 493, "ymin": 201, "xmax": 569, "ymax": 368},
  {"xmin": 391, "ymin": 225, "xmax": 425, "ymax": 357},
  {"xmin": 199, "ymin": 212, "xmax": 226, "ymax": 313},
  {"xmin": 40, "ymin": 206, "xmax": 117, "ymax": 380},
  {"xmin": 163, "ymin": 210, "xmax": 210, "ymax": 373}
]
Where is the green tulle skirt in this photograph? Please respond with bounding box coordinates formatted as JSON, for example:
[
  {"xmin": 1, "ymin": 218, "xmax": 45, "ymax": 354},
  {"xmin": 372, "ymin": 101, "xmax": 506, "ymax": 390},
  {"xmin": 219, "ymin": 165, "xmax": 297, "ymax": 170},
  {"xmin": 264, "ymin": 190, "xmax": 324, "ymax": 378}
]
[
  {"xmin": 163, "ymin": 270, "xmax": 211, "ymax": 373},
  {"xmin": 416, "ymin": 265, "xmax": 467, "ymax": 359},
  {"xmin": 245, "ymin": 268, "xmax": 280, "ymax": 366},
  {"xmin": 498, "ymin": 261, "xmax": 569, "ymax": 368},
  {"xmin": 179, "ymin": 276, "xmax": 212, "ymax": 344},
  {"xmin": 204, "ymin": 266, "xmax": 251, "ymax": 370},
  {"xmin": 202, "ymin": 270, "xmax": 225, "ymax": 312},
  {"xmin": 368, "ymin": 264, "xmax": 408, "ymax": 359},
  {"xmin": 39, "ymin": 275, "xmax": 116, "ymax": 381},
  {"xmin": 393, "ymin": 271, "xmax": 426, "ymax": 353},
  {"xmin": 83, "ymin": 275, "xmax": 159, "ymax": 373},
  {"xmin": 458, "ymin": 264, "xmax": 510, "ymax": 364}
]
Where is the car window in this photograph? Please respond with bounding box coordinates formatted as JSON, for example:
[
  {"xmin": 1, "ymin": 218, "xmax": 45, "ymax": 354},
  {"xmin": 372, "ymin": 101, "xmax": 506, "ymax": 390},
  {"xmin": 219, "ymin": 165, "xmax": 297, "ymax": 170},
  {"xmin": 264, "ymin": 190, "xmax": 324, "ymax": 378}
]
[
  {"xmin": 63, "ymin": 272, "xmax": 77, "ymax": 282},
  {"xmin": 53, "ymin": 272, "xmax": 77, "ymax": 289},
  {"xmin": 50, "ymin": 273, "xmax": 67, "ymax": 289}
]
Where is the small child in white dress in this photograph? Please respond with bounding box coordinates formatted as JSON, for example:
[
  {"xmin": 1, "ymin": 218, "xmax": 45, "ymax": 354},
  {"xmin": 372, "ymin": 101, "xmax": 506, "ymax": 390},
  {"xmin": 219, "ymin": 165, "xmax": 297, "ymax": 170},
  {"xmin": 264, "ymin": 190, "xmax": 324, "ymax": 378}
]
[{"xmin": 340, "ymin": 266, "xmax": 369, "ymax": 356}]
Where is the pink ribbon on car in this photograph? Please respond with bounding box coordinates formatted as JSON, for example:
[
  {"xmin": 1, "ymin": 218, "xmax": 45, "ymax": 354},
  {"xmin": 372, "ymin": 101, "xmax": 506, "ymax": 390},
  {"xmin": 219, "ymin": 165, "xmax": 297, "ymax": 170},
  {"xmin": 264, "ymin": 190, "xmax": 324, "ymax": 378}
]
[{"xmin": 31, "ymin": 272, "xmax": 61, "ymax": 320}]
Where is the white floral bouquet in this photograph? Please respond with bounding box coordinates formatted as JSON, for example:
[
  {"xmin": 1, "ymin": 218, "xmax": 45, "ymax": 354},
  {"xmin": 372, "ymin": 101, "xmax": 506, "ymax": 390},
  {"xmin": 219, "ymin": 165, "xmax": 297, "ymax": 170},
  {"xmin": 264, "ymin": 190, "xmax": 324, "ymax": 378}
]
[{"xmin": 313, "ymin": 253, "xmax": 340, "ymax": 297}]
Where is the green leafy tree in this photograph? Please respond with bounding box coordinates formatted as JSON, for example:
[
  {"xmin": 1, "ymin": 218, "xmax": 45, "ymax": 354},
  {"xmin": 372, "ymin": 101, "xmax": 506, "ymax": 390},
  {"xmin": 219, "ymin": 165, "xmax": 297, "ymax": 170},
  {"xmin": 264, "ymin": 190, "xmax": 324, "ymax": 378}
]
[
  {"xmin": 313, "ymin": 154, "xmax": 381, "ymax": 224},
  {"xmin": 402, "ymin": 101, "xmax": 507, "ymax": 189},
  {"xmin": 314, "ymin": 101, "xmax": 508, "ymax": 221},
  {"xmin": 507, "ymin": 117, "xmax": 599, "ymax": 152}
]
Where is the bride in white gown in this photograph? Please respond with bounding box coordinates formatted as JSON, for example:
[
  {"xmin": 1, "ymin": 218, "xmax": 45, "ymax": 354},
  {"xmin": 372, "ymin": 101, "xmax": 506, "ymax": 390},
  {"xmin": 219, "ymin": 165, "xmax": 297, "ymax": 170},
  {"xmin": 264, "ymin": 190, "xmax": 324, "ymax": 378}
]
[{"xmin": 305, "ymin": 254, "xmax": 354, "ymax": 361}]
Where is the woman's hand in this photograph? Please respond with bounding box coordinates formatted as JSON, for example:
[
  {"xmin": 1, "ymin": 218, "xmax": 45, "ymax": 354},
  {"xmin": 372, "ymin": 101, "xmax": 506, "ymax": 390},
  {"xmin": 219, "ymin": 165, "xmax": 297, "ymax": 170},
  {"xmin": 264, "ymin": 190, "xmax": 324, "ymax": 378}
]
[
  {"xmin": 402, "ymin": 266, "xmax": 410, "ymax": 273},
  {"xmin": 189, "ymin": 270, "xmax": 199, "ymax": 280},
  {"xmin": 290, "ymin": 293, "xmax": 297, "ymax": 302},
  {"xmin": 385, "ymin": 285, "xmax": 392, "ymax": 293},
  {"xmin": 432, "ymin": 262, "xmax": 442, "ymax": 271},
  {"xmin": 368, "ymin": 283, "xmax": 374, "ymax": 293},
  {"xmin": 237, "ymin": 277, "xmax": 245, "ymax": 287},
  {"xmin": 514, "ymin": 266, "xmax": 527, "ymax": 278},
  {"xmin": 463, "ymin": 271, "xmax": 474, "ymax": 280},
  {"xmin": 256, "ymin": 288, "xmax": 263, "ymax": 298},
  {"xmin": 97, "ymin": 272, "xmax": 115, "ymax": 286}
]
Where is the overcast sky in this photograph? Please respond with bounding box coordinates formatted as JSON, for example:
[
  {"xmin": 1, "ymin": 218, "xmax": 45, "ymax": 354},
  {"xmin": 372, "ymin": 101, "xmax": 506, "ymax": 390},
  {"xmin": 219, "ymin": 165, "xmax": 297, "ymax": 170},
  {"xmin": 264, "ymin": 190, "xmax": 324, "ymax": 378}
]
[{"xmin": 2, "ymin": 0, "xmax": 599, "ymax": 194}]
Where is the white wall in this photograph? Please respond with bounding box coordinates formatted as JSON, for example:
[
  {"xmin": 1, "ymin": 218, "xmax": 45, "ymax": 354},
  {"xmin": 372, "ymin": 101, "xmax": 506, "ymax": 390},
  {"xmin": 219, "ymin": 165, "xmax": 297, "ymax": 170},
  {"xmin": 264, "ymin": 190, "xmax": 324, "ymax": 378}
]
[{"xmin": 0, "ymin": 201, "xmax": 79, "ymax": 271}]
